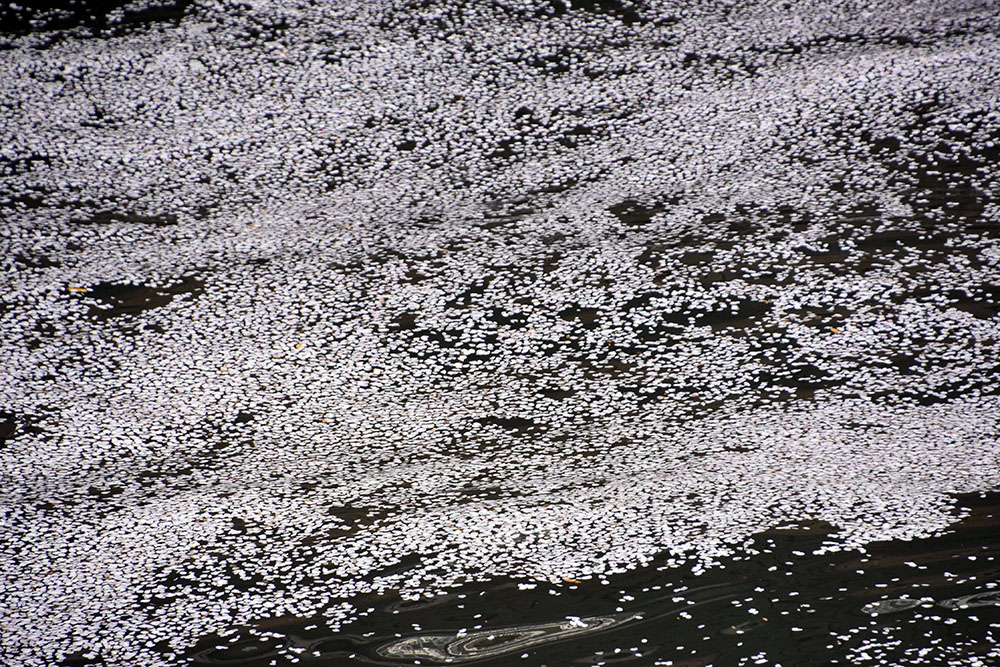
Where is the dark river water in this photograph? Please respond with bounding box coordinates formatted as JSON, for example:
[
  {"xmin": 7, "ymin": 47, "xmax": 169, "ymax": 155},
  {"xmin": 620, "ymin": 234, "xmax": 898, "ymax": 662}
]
[
  {"xmin": 2, "ymin": 1, "xmax": 1000, "ymax": 666},
  {"xmin": 177, "ymin": 491, "xmax": 1000, "ymax": 667}
]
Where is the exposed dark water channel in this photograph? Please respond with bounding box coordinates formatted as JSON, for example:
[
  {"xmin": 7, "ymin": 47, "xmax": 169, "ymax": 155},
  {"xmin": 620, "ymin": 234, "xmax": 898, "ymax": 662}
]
[
  {"xmin": 0, "ymin": 0, "xmax": 191, "ymax": 42},
  {"xmin": 179, "ymin": 492, "xmax": 1000, "ymax": 667}
]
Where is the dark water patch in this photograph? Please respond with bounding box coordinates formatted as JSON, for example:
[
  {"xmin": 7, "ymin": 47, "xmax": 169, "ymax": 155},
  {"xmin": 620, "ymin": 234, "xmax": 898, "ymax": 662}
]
[
  {"xmin": 183, "ymin": 492, "xmax": 1000, "ymax": 666},
  {"xmin": 783, "ymin": 305, "xmax": 851, "ymax": 331},
  {"xmin": 793, "ymin": 237, "xmax": 849, "ymax": 264},
  {"xmin": 0, "ymin": 410, "xmax": 47, "ymax": 449},
  {"xmin": 659, "ymin": 299, "xmax": 770, "ymax": 331},
  {"xmin": 557, "ymin": 123, "xmax": 603, "ymax": 149},
  {"xmin": 445, "ymin": 278, "xmax": 492, "ymax": 309},
  {"xmin": 234, "ymin": 14, "xmax": 292, "ymax": 45},
  {"xmin": 679, "ymin": 50, "xmax": 758, "ymax": 81},
  {"xmin": 616, "ymin": 383, "xmax": 669, "ymax": 406},
  {"xmin": 552, "ymin": 0, "xmax": 647, "ymax": 25},
  {"xmin": 0, "ymin": 411, "xmax": 16, "ymax": 445},
  {"xmin": 234, "ymin": 411, "xmax": 255, "ymax": 425},
  {"xmin": 855, "ymin": 229, "xmax": 947, "ymax": 251},
  {"xmin": 363, "ymin": 553, "xmax": 429, "ymax": 583},
  {"xmin": 621, "ymin": 291, "xmax": 664, "ymax": 310},
  {"xmin": 188, "ymin": 636, "xmax": 283, "ymax": 665},
  {"xmin": 13, "ymin": 251, "xmax": 61, "ymax": 268},
  {"xmin": 527, "ymin": 178, "xmax": 578, "ymax": 196},
  {"xmin": 0, "ymin": 0, "xmax": 192, "ymax": 40},
  {"xmin": 1, "ymin": 190, "xmax": 48, "ymax": 211},
  {"xmin": 86, "ymin": 483, "xmax": 124, "ymax": 501},
  {"xmin": 898, "ymin": 374, "xmax": 1000, "ymax": 407},
  {"xmin": 477, "ymin": 416, "xmax": 545, "ymax": 434},
  {"xmin": 636, "ymin": 242, "xmax": 677, "ymax": 271},
  {"xmin": 864, "ymin": 113, "xmax": 992, "ymax": 227},
  {"xmin": 485, "ymin": 135, "xmax": 524, "ymax": 161},
  {"xmin": 400, "ymin": 269, "xmax": 432, "ymax": 284},
  {"xmin": 747, "ymin": 31, "xmax": 874, "ymax": 59},
  {"xmin": 760, "ymin": 520, "xmax": 838, "ymax": 537},
  {"xmin": 384, "ymin": 591, "xmax": 466, "ymax": 615},
  {"xmin": 558, "ymin": 304, "xmax": 601, "ymax": 329},
  {"xmin": 628, "ymin": 320, "xmax": 685, "ymax": 344},
  {"xmin": 679, "ymin": 250, "xmax": 714, "ymax": 267},
  {"xmin": 57, "ymin": 651, "xmax": 106, "ymax": 667},
  {"xmin": 538, "ymin": 387, "xmax": 576, "ymax": 400},
  {"xmin": 76, "ymin": 275, "xmax": 204, "ymax": 319},
  {"xmin": 697, "ymin": 267, "xmax": 748, "ymax": 285},
  {"xmin": 539, "ymin": 249, "xmax": 562, "ymax": 273},
  {"xmin": 477, "ymin": 0, "xmax": 649, "ymax": 25},
  {"xmin": 718, "ymin": 617, "xmax": 766, "ymax": 635},
  {"xmin": 608, "ymin": 198, "xmax": 671, "ymax": 227},
  {"xmin": 387, "ymin": 311, "xmax": 419, "ymax": 331},
  {"xmin": 72, "ymin": 210, "xmax": 178, "ymax": 227},
  {"xmin": 322, "ymin": 506, "xmax": 393, "ymax": 539},
  {"xmin": 485, "ymin": 306, "xmax": 528, "ymax": 328},
  {"xmin": 0, "ymin": 152, "xmax": 51, "ymax": 177},
  {"xmin": 517, "ymin": 46, "xmax": 577, "ymax": 75},
  {"xmin": 407, "ymin": 328, "xmax": 495, "ymax": 357},
  {"xmin": 752, "ymin": 360, "xmax": 842, "ymax": 402},
  {"xmin": 479, "ymin": 214, "xmax": 525, "ymax": 230},
  {"xmin": 456, "ymin": 483, "xmax": 526, "ymax": 504},
  {"xmin": 695, "ymin": 299, "xmax": 771, "ymax": 331},
  {"xmin": 946, "ymin": 285, "xmax": 1000, "ymax": 319}
]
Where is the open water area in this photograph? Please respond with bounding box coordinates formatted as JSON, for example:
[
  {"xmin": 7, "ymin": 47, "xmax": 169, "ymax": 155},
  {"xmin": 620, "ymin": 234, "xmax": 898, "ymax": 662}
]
[{"xmin": 2, "ymin": 1, "xmax": 1000, "ymax": 665}]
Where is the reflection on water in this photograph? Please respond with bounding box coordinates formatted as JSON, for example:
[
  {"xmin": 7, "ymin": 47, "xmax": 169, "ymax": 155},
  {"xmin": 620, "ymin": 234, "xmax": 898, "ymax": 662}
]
[
  {"xmin": 377, "ymin": 613, "xmax": 637, "ymax": 663},
  {"xmin": 939, "ymin": 591, "xmax": 1000, "ymax": 610},
  {"xmin": 184, "ymin": 492, "xmax": 1000, "ymax": 666},
  {"xmin": 719, "ymin": 618, "xmax": 767, "ymax": 635},
  {"xmin": 862, "ymin": 590, "xmax": 1000, "ymax": 616},
  {"xmin": 860, "ymin": 598, "xmax": 924, "ymax": 616}
]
